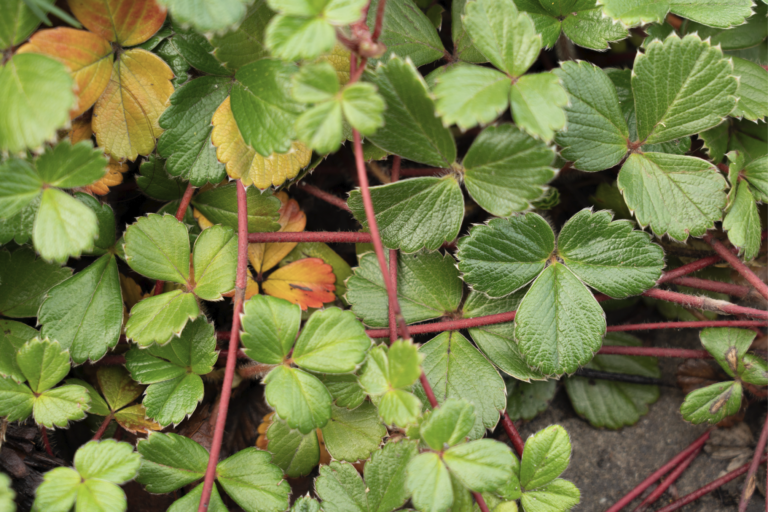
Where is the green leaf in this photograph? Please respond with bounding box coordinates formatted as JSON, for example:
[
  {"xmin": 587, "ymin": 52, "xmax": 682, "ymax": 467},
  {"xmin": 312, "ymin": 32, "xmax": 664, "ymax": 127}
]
[
  {"xmin": 634, "ymin": 35, "xmax": 737, "ymax": 145},
  {"xmin": 360, "ymin": 342, "xmax": 423, "ymax": 399},
  {"xmin": 443, "ymin": 439, "xmax": 515, "ymax": 493},
  {"xmin": 168, "ymin": 483, "xmax": 227, "ymax": 512},
  {"xmin": 618, "ymin": 152, "xmax": 728, "ymax": 241},
  {"xmin": 433, "ymin": 65, "xmax": 511, "ymax": 131},
  {"xmin": 509, "ymin": 72, "xmax": 567, "ymax": 143},
  {"xmin": 506, "ymin": 380, "xmax": 556, "ymax": 422},
  {"xmin": 295, "ymin": 99, "xmax": 344, "ymax": 154},
  {"xmin": 366, "ymin": 0, "xmax": 445, "ymax": 67},
  {"xmin": 75, "ymin": 193, "xmax": 115, "ymax": 255},
  {"xmin": 463, "ymin": 0, "xmax": 541, "ymax": 77},
  {"xmin": 241, "ymin": 295, "xmax": 301, "ymax": 364},
  {"xmin": 741, "ymin": 354, "xmax": 768, "ymax": 386},
  {"xmin": 520, "ymin": 425, "xmax": 571, "ymax": 489},
  {"xmin": 96, "ymin": 367, "xmax": 143, "ymax": 413},
  {"xmin": 366, "ymin": 57, "xmax": 457, "ymax": 168},
  {"xmin": 554, "ymin": 61, "xmax": 629, "ymax": 172},
  {"xmin": 34, "ymin": 384, "xmax": 91, "ymax": 428},
  {"xmin": 347, "ymin": 250, "xmax": 463, "ymax": 327},
  {"xmin": 292, "ymin": 307, "xmax": 371, "ymax": 372},
  {"xmin": 0, "ymin": 158, "xmax": 41, "ymax": 219},
  {"xmin": 264, "ymin": 365, "xmax": 332, "ymax": 433},
  {"xmin": 456, "ymin": 213, "xmax": 555, "ymax": 298},
  {"xmin": 17, "ymin": 337, "xmax": 70, "ymax": 393},
  {"xmin": 452, "ymin": 0, "xmax": 487, "ymax": 62},
  {"xmin": 378, "ymin": 389, "xmax": 423, "ymax": 428},
  {"xmin": 34, "ymin": 188, "xmax": 98, "ymax": 264},
  {"xmin": 723, "ymin": 179, "xmax": 762, "ymax": 261},
  {"xmin": 599, "ymin": 0, "xmax": 753, "ymax": 29},
  {"xmin": 0, "ymin": 376, "xmax": 34, "ymax": 422},
  {"xmin": 557, "ymin": 209, "xmax": 664, "ymax": 298},
  {"xmin": 137, "ymin": 432, "xmax": 208, "ymax": 493},
  {"xmin": 731, "ymin": 57, "xmax": 768, "ymax": 121},
  {"xmin": 680, "ymin": 381, "xmax": 742, "ymax": 424},
  {"xmin": 520, "ymin": 479, "xmax": 580, "ymax": 512},
  {"xmin": 265, "ymin": 417, "xmax": 320, "ymax": 477},
  {"xmin": 124, "ymin": 214, "xmax": 190, "ymax": 284},
  {"xmin": 0, "ymin": 0, "xmax": 40, "ymax": 50},
  {"xmin": 158, "ymin": 76, "xmax": 231, "ymax": 187},
  {"xmin": 416, "ymin": 331, "xmax": 506, "ymax": 439},
  {"xmin": 35, "ymin": 140, "xmax": 107, "ymax": 188},
  {"xmin": 142, "ymin": 373, "xmax": 204, "ymax": 427},
  {"xmin": 159, "ymin": 0, "xmax": 251, "ymax": 34},
  {"xmin": 125, "ymin": 290, "xmax": 200, "ymax": 346},
  {"xmin": 191, "ymin": 182, "xmax": 282, "ymax": 233},
  {"xmin": 0, "ymin": 53, "xmax": 74, "ymax": 153},
  {"xmin": 265, "ymin": 15, "xmax": 335, "ymax": 62},
  {"xmin": 341, "ymin": 82, "xmax": 385, "ymax": 136},
  {"xmin": 0, "ymin": 473, "xmax": 14, "ymax": 512},
  {"xmin": 216, "ymin": 447, "xmax": 291, "ymax": 512},
  {"xmin": 321, "ymin": 402, "xmax": 387, "ymax": 462},
  {"xmin": 348, "ymin": 176, "xmax": 464, "ymax": 253},
  {"xmin": 320, "ymin": 374, "xmax": 366, "ymax": 409},
  {"xmin": 683, "ymin": 2, "xmax": 768, "ymax": 51},
  {"xmin": 293, "ymin": 496, "xmax": 321, "ymax": 512},
  {"xmin": 292, "ymin": 62, "xmax": 339, "ymax": 102},
  {"xmin": 745, "ymin": 155, "xmax": 768, "ymax": 201},
  {"xmin": 75, "ymin": 439, "xmax": 140, "ymax": 483},
  {"xmin": 700, "ymin": 327, "xmax": 755, "ymax": 378},
  {"xmin": 365, "ymin": 440, "xmax": 419, "ymax": 512},
  {"xmin": 315, "ymin": 461, "xmax": 368, "ymax": 512},
  {"xmin": 75, "ymin": 479, "xmax": 126, "ymax": 512},
  {"xmin": 564, "ymin": 332, "xmax": 661, "ymax": 429},
  {"xmin": 0, "ymin": 320, "xmax": 38, "ymax": 382},
  {"xmin": 406, "ymin": 452, "xmax": 453, "ymax": 512},
  {"xmin": 564, "ymin": 5, "xmax": 627, "ymax": 49},
  {"xmin": 191, "ymin": 224, "xmax": 237, "ymax": 300},
  {"xmin": 0, "ymin": 248, "xmax": 71, "ymax": 318},
  {"xmin": 463, "ymin": 124, "xmax": 556, "ymax": 216},
  {"xmin": 211, "ymin": 0, "xmax": 274, "ymax": 72},
  {"xmin": 136, "ymin": 156, "xmax": 189, "ymax": 201},
  {"xmin": 66, "ymin": 378, "xmax": 108, "ymax": 417},
  {"xmin": 39, "ymin": 254, "xmax": 122, "ymax": 364},
  {"xmin": 515, "ymin": 262, "xmax": 606, "ymax": 375},
  {"xmin": 155, "ymin": 37, "xmax": 190, "ymax": 88},
  {"xmin": 231, "ymin": 58, "xmax": 304, "ymax": 156},
  {"xmin": 32, "ymin": 467, "xmax": 81, "ymax": 512},
  {"xmin": 420, "ymin": 398, "xmax": 476, "ymax": 450}
]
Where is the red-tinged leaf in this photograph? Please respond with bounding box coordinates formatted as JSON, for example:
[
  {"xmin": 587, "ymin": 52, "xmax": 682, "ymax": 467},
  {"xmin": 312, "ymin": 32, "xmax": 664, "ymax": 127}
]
[
  {"xmin": 248, "ymin": 192, "xmax": 306, "ymax": 274},
  {"xmin": 18, "ymin": 28, "xmax": 114, "ymax": 119},
  {"xmin": 262, "ymin": 258, "xmax": 336, "ymax": 310},
  {"xmin": 114, "ymin": 403, "xmax": 163, "ymax": 434},
  {"xmin": 68, "ymin": 0, "xmax": 166, "ymax": 47},
  {"xmin": 93, "ymin": 48, "xmax": 174, "ymax": 161}
]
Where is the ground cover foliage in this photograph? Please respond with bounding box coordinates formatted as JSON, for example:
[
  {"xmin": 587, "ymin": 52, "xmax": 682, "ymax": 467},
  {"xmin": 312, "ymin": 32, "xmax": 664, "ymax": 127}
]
[{"xmin": 0, "ymin": 0, "xmax": 767, "ymax": 511}]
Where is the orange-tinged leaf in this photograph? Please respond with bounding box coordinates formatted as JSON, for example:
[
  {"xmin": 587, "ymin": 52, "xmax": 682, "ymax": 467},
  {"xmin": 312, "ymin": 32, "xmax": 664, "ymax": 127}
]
[
  {"xmin": 120, "ymin": 273, "xmax": 148, "ymax": 310},
  {"xmin": 262, "ymin": 258, "xmax": 335, "ymax": 310},
  {"xmin": 223, "ymin": 269, "xmax": 260, "ymax": 300},
  {"xmin": 114, "ymin": 403, "xmax": 163, "ymax": 433},
  {"xmin": 69, "ymin": 117, "xmax": 93, "ymax": 143},
  {"xmin": 316, "ymin": 428, "xmax": 332, "ymax": 466},
  {"xmin": 85, "ymin": 158, "xmax": 128, "ymax": 195},
  {"xmin": 18, "ymin": 28, "xmax": 114, "ymax": 119},
  {"xmin": 69, "ymin": 0, "xmax": 167, "ymax": 47},
  {"xmin": 93, "ymin": 48, "xmax": 174, "ymax": 161},
  {"xmin": 211, "ymin": 96, "xmax": 312, "ymax": 190},
  {"xmin": 248, "ymin": 192, "xmax": 306, "ymax": 274}
]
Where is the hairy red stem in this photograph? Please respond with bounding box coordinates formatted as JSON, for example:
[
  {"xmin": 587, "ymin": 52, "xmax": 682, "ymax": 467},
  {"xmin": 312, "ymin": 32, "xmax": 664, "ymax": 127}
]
[
  {"xmin": 198, "ymin": 181, "xmax": 249, "ymax": 512},
  {"xmin": 607, "ymin": 320, "xmax": 766, "ymax": 332},
  {"xmin": 370, "ymin": 0, "xmax": 387, "ymax": 42},
  {"xmin": 298, "ymin": 183, "xmax": 351, "ymax": 212},
  {"xmin": 654, "ymin": 454, "xmax": 767, "ymax": 512},
  {"xmin": 40, "ymin": 426, "xmax": 53, "ymax": 457},
  {"xmin": 605, "ymin": 430, "xmax": 711, "ymax": 512},
  {"xmin": 642, "ymin": 288, "xmax": 768, "ymax": 320},
  {"xmin": 500, "ymin": 409, "xmax": 525, "ymax": 457},
  {"xmin": 656, "ymin": 255, "xmax": 722, "ymax": 284},
  {"xmin": 388, "ymin": 156, "xmax": 401, "ymax": 345},
  {"xmin": 365, "ymin": 311, "xmax": 517, "ymax": 339},
  {"xmin": 633, "ymin": 446, "xmax": 702, "ymax": 512},
  {"xmin": 669, "ymin": 276, "xmax": 751, "ymax": 298},
  {"xmin": 152, "ymin": 279, "xmax": 164, "ymax": 296},
  {"xmin": 598, "ymin": 346, "xmax": 711, "ymax": 359},
  {"xmin": 473, "ymin": 492, "xmax": 491, "ymax": 512},
  {"xmin": 153, "ymin": 184, "xmax": 196, "ymax": 296},
  {"xmin": 738, "ymin": 411, "xmax": 768, "ymax": 511},
  {"xmin": 248, "ymin": 231, "xmax": 372, "ymax": 243},
  {"xmin": 704, "ymin": 233, "xmax": 768, "ymax": 302},
  {"xmin": 92, "ymin": 413, "xmax": 113, "ymax": 441}
]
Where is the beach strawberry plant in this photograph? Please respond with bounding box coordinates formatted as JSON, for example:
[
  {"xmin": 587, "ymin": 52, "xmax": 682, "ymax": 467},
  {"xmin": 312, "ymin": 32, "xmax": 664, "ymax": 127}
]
[{"xmin": 0, "ymin": 0, "xmax": 767, "ymax": 511}]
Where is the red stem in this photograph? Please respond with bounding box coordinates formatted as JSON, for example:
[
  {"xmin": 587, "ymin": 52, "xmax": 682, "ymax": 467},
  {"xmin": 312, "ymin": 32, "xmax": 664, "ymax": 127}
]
[
  {"xmin": 198, "ymin": 181, "xmax": 249, "ymax": 512},
  {"xmin": 92, "ymin": 414, "xmax": 113, "ymax": 441},
  {"xmin": 704, "ymin": 233, "xmax": 768, "ymax": 302},
  {"xmin": 370, "ymin": 0, "xmax": 387, "ymax": 42},
  {"xmin": 153, "ymin": 183, "xmax": 196, "ymax": 296},
  {"xmin": 654, "ymin": 454, "xmax": 767, "ymax": 512},
  {"xmin": 668, "ymin": 276, "xmax": 751, "ymax": 298},
  {"xmin": 598, "ymin": 346, "xmax": 711, "ymax": 359},
  {"xmin": 248, "ymin": 231, "xmax": 372, "ymax": 243},
  {"xmin": 388, "ymin": 156, "xmax": 401, "ymax": 345},
  {"xmin": 500, "ymin": 409, "xmax": 525, "ymax": 457},
  {"xmin": 738, "ymin": 411, "xmax": 768, "ymax": 511},
  {"xmin": 605, "ymin": 430, "xmax": 711, "ymax": 512},
  {"xmin": 472, "ymin": 492, "xmax": 490, "ymax": 512},
  {"xmin": 298, "ymin": 183, "xmax": 351, "ymax": 212},
  {"xmin": 642, "ymin": 288, "xmax": 768, "ymax": 320},
  {"xmin": 633, "ymin": 446, "xmax": 703, "ymax": 512},
  {"xmin": 365, "ymin": 311, "xmax": 517, "ymax": 339},
  {"xmin": 607, "ymin": 320, "xmax": 766, "ymax": 332},
  {"xmin": 656, "ymin": 255, "xmax": 722, "ymax": 284},
  {"xmin": 40, "ymin": 426, "xmax": 53, "ymax": 457}
]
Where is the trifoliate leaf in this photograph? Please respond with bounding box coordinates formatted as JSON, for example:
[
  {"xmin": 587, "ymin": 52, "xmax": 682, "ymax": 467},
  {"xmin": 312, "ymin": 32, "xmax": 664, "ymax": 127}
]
[
  {"xmin": 681, "ymin": 381, "xmax": 742, "ymax": 424},
  {"xmin": 506, "ymin": 379, "xmax": 557, "ymax": 421},
  {"xmin": 295, "ymin": 99, "xmax": 344, "ymax": 154},
  {"xmin": 420, "ymin": 399, "xmax": 476, "ymax": 450},
  {"xmin": 520, "ymin": 425, "xmax": 571, "ymax": 489},
  {"xmin": 315, "ymin": 461, "xmax": 368, "ymax": 512},
  {"xmin": 347, "ymin": 250, "xmax": 463, "ymax": 328},
  {"xmin": 456, "ymin": 213, "xmax": 555, "ymax": 298},
  {"xmin": 265, "ymin": 417, "xmax": 320, "ymax": 477},
  {"xmin": 33, "ymin": 466, "xmax": 81, "ymax": 512},
  {"xmin": 618, "ymin": 152, "xmax": 727, "ymax": 241},
  {"xmin": 159, "ymin": 0, "xmax": 251, "ymax": 34},
  {"xmin": 67, "ymin": 378, "xmax": 110, "ymax": 417},
  {"xmin": 434, "ymin": 65, "xmax": 510, "ymax": 131},
  {"xmin": 556, "ymin": 209, "xmax": 664, "ymax": 298},
  {"xmin": 17, "ymin": 337, "xmax": 71, "ymax": 393},
  {"xmin": 366, "ymin": 0, "xmax": 445, "ymax": 67},
  {"xmin": 136, "ymin": 156, "xmax": 189, "ymax": 201},
  {"xmin": 35, "ymin": 384, "xmax": 91, "ymax": 428},
  {"xmin": 125, "ymin": 290, "xmax": 200, "ymax": 346},
  {"xmin": 137, "ymin": 433, "xmax": 208, "ymax": 493},
  {"xmin": 262, "ymin": 258, "xmax": 337, "ymax": 310},
  {"xmin": 34, "ymin": 188, "xmax": 98, "ymax": 263},
  {"xmin": 0, "ymin": 377, "xmax": 34, "ymax": 422},
  {"xmin": 378, "ymin": 390, "xmax": 423, "ymax": 428},
  {"xmin": 366, "ymin": 57, "xmax": 456, "ymax": 167},
  {"xmin": 452, "ymin": 0, "xmax": 487, "ymax": 62},
  {"xmin": 211, "ymin": 1, "xmax": 274, "ymax": 72},
  {"xmin": 0, "ymin": 158, "xmax": 41, "ymax": 219},
  {"xmin": 416, "ymin": 331, "xmax": 506, "ymax": 439},
  {"xmin": 700, "ymin": 327, "xmax": 755, "ymax": 378},
  {"xmin": 731, "ymin": 57, "xmax": 768, "ymax": 121},
  {"xmin": 518, "ymin": 0, "xmax": 627, "ymax": 49},
  {"xmin": 322, "ymin": 402, "xmax": 387, "ymax": 462},
  {"xmin": 75, "ymin": 439, "xmax": 141, "ymax": 483},
  {"xmin": 443, "ymin": 439, "xmax": 515, "ymax": 493},
  {"xmin": 266, "ymin": 15, "xmax": 336, "ymax": 61},
  {"xmin": 406, "ymin": 452, "xmax": 453, "ymax": 512},
  {"xmin": 0, "ymin": 320, "xmax": 38, "ymax": 382},
  {"xmin": 564, "ymin": 332, "xmax": 660, "ymax": 429},
  {"xmin": 341, "ymin": 82, "xmax": 385, "ymax": 136},
  {"xmin": 462, "ymin": 124, "xmax": 555, "ymax": 216},
  {"xmin": 231, "ymin": 59, "xmax": 304, "ymax": 156},
  {"xmin": 633, "ymin": 35, "xmax": 737, "ymax": 145},
  {"xmin": 520, "ymin": 479, "xmax": 580, "ymax": 512},
  {"xmin": 241, "ymin": 295, "xmax": 301, "ymax": 364},
  {"xmin": 191, "ymin": 224, "xmax": 237, "ymax": 300},
  {"xmin": 35, "ymin": 140, "xmax": 107, "ymax": 188},
  {"xmin": 599, "ymin": 0, "xmax": 753, "ymax": 29},
  {"xmin": 0, "ymin": 0, "xmax": 39, "ymax": 50},
  {"xmin": 292, "ymin": 307, "xmax": 370, "ymax": 372},
  {"xmin": 215, "ymin": 448, "xmax": 291, "ymax": 512},
  {"xmin": 191, "ymin": 182, "xmax": 282, "ymax": 232},
  {"xmin": 264, "ymin": 365, "xmax": 332, "ymax": 433},
  {"xmin": 157, "ymin": 76, "xmax": 230, "ymax": 186},
  {"xmin": 0, "ymin": 54, "xmax": 74, "ymax": 153},
  {"xmin": 509, "ymin": 72, "xmax": 567, "ymax": 143},
  {"xmin": 0, "ymin": 248, "xmax": 71, "ymax": 318},
  {"xmin": 124, "ymin": 214, "xmax": 191, "ymax": 285},
  {"xmin": 554, "ymin": 61, "xmax": 629, "ymax": 171},
  {"xmin": 69, "ymin": 0, "xmax": 166, "ymax": 46},
  {"xmin": 39, "ymin": 254, "xmax": 122, "ymax": 364},
  {"xmin": 463, "ymin": 0, "xmax": 540, "ymax": 77},
  {"xmin": 348, "ymin": 176, "xmax": 464, "ymax": 253}
]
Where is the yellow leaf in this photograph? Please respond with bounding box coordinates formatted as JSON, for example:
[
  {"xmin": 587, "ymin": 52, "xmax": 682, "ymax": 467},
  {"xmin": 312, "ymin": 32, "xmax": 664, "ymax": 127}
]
[
  {"xmin": 320, "ymin": 44, "xmax": 351, "ymax": 85},
  {"xmin": 93, "ymin": 48, "xmax": 174, "ymax": 161},
  {"xmin": 68, "ymin": 117, "xmax": 93, "ymax": 143},
  {"xmin": 248, "ymin": 192, "xmax": 306, "ymax": 274},
  {"xmin": 262, "ymin": 258, "xmax": 335, "ymax": 310},
  {"xmin": 114, "ymin": 404, "xmax": 163, "ymax": 434},
  {"xmin": 193, "ymin": 208, "xmax": 215, "ymax": 230},
  {"xmin": 223, "ymin": 269, "xmax": 260, "ymax": 300},
  {"xmin": 85, "ymin": 158, "xmax": 128, "ymax": 195},
  {"xmin": 211, "ymin": 96, "xmax": 312, "ymax": 190},
  {"xmin": 120, "ymin": 273, "xmax": 148, "ymax": 310}
]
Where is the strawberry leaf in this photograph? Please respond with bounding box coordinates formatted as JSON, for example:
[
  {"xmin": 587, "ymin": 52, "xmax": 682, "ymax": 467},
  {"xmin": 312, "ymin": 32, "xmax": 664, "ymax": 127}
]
[
  {"xmin": 125, "ymin": 290, "xmax": 200, "ymax": 347},
  {"xmin": 0, "ymin": 248, "xmax": 71, "ymax": 318},
  {"xmin": 124, "ymin": 214, "xmax": 191, "ymax": 285},
  {"xmin": 321, "ymin": 402, "xmax": 387, "ymax": 462},
  {"xmin": 241, "ymin": 295, "xmax": 301, "ymax": 364},
  {"xmin": 265, "ymin": 417, "xmax": 320, "ymax": 477},
  {"xmin": 191, "ymin": 182, "xmax": 282, "ymax": 232},
  {"xmin": 292, "ymin": 307, "xmax": 371, "ymax": 373},
  {"xmin": 264, "ymin": 365, "xmax": 332, "ymax": 433}
]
